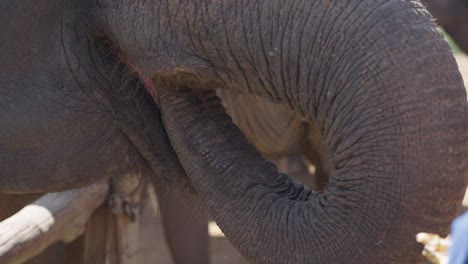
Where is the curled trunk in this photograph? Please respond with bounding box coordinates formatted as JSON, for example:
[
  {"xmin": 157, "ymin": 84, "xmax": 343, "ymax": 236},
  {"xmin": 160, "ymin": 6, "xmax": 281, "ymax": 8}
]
[
  {"xmin": 157, "ymin": 0, "xmax": 467, "ymax": 263},
  {"xmin": 90, "ymin": 0, "xmax": 468, "ymax": 262}
]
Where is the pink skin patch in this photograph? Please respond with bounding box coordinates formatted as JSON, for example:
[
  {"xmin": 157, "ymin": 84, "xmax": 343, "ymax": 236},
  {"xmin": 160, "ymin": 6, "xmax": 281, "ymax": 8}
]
[{"xmin": 118, "ymin": 54, "xmax": 160, "ymax": 108}]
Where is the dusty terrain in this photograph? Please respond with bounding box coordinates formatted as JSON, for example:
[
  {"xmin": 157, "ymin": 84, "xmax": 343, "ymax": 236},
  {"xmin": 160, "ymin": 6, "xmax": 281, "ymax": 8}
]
[{"xmin": 138, "ymin": 52, "xmax": 468, "ymax": 264}]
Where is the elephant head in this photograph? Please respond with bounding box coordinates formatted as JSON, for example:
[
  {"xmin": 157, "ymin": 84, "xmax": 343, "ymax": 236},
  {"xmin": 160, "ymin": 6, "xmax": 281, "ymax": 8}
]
[
  {"xmin": 0, "ymin": 0, "xmax": 189, "ymax": 193},
  {"xmin": 1, "ymin": 0, "xmax": 466, "ymax": 263}
]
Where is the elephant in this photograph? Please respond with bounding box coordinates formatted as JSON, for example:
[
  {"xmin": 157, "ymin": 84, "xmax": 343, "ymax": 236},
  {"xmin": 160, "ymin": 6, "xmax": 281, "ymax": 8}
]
[
  {"xmin": 422, "ymin": 0, "xmax": 468, "ymax": 53},
  {"xmin": 1, "ymin": 1, "xmax": 467, "ymax": 264}
]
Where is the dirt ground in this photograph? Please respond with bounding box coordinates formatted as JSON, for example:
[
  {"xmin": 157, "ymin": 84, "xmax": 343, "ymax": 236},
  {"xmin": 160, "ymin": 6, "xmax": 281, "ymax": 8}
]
[{"xmin": 138, "ymin": 53, "xmax": 468, "ymax": 264}]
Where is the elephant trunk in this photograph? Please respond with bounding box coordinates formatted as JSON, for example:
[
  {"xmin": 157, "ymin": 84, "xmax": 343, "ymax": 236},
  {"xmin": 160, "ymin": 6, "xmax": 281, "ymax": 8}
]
[{"xmin": 158, "ymin": 0, "xmax": 467, "ymax": 262}]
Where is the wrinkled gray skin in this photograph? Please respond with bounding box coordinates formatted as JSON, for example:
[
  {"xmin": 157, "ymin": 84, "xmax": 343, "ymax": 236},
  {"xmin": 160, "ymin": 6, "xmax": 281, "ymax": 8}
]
[
  {"xmin": 158, "ymin": 92, "xmax": 320, "ymax": 264},
  {"xmin": 422, "ymin": 0, "xmax": 468, "ymax": 53},
  {"xmin": 159, "ymin": 90, "xmax": 354, "ymax": 264},
  {"xmin": 1, "ymin": 1, "xmax": 467, "ymax": 264},
  {"xmin": 149, "ymin": 1, "xmax": 468, "ymax": 261}
]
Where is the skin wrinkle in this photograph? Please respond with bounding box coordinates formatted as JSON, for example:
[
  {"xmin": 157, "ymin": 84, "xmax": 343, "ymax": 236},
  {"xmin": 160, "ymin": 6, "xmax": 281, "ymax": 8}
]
[
  {"xmin": 180, "ymin": 2, "xmax": 233, "ymax": 89},
  {"xmin": 168, "ymin": 1, "xmax": 180, "ymax": 46},
  {"xmin": 199, "ymin": 1, "xmax": 223, "ymax": 65},
  {"xmin": 315, "ymin": 2, "xmax": 402, "ymax": 124},
  {"xmin": 363, "ymin": 23, "xmax": 444, "ymax": 65},
  {"xmin": 237, "ymin": 185, "xmax": 279, "ymax": 252},
  {"xmin": 238, "ymin": 1, "xmax": 270, "ymax": 100},
  {"xmin": 330, "ymin": 80, "xmax": 393, "ymax": 144},
  {"xmin": 190, "ymin": 1, "xmax": 205, "ymax": 56},
  {"xmin": 182, "ymin": 2, "xmax": 198, "ymax": 55},
  {"xmin": 235, "ymin": 2, "xmax": 253, "ymax": 79},
  {"xmin": 309, "ymin": 1, "xmax": 337, "ymax": 115},
  {"xmin": 303, "ymin": 1, "xmax": 329, "ymax": 117},
  {"xmin": 280, "ymin": 1, "xmax": 295, "ymax": 103},
  {"xmin": 318, "ymin": 2, "xmax": 362, "ymax": 130},
  {"xmin": 283, "ymin": 0, "xmax": 301, "ymax": 101},
  {"xmin": 294, "ymin": 3, "xmax": 321, "ymax": 110},
  {"xmin": 220, "ymin": 3, "xmax": 255, "ymax": 95},
  {"xmin": 323, "ymin": 0, "xmax": 363, "ymax": 64},
  {"xmin": 310, "ymin": 1, "xmax": 350, "ymax": 117},
  {"xmin": 335, "ymin": 108, "xmax": 400, "ymax": 149},
  {"xmin": 266, "ymin": 0, "xmax": 279, "ymax": 93},
  {"xmin": 330, "ymin": 51, "xmax": 420, "ymax": 146},
  {"xmin": 341, "ymin": 7, "xmax": 431, "ymax": 78},
  {"xmin": 288, "ymin": 1, "xmax": 310, "ymax": 104},
  {"xmin": 276, "ymin": 3, "xmax": 289, "ymax": 103},
  {"xmin": 264, "ymin": 0, "xmax": 283, "ymax": 100},
  {"xmin": 293, "ymin": 1, "xmax": 314, "ymax": 103},
  {"xmin": 254, "ymin": 0, "xmax": 277, "ymax": 100}
]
